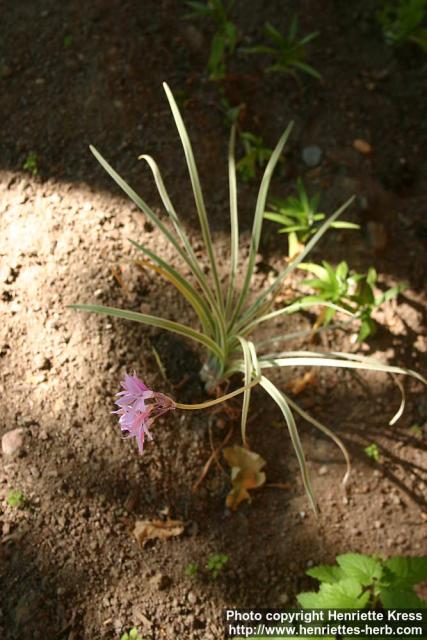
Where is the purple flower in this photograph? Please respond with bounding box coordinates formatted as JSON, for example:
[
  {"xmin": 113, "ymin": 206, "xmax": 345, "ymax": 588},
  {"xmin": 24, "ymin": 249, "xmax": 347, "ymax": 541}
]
[{"xmin": 114, "ymin": 373, "xmax": 175, "ymax": 454}]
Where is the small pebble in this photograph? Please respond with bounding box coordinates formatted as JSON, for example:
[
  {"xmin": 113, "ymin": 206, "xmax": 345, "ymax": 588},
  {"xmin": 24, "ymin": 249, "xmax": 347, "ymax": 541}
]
[
  {"xmin": 34, "ymin": 354, "xmax": 51, "ymax": 370},
  {"xmin": 2, "ymin": 428, "xmax": 24, "ymax": 456},
  {"xmin": 302, "ymin": 145, "xmax": 323, "ymax": 167}
]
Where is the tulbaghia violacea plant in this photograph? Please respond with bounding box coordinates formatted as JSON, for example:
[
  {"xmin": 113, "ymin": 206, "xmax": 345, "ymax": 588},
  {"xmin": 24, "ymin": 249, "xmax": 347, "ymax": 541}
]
[{"xmin": 72, "ymin": 83, "xmax": 426, "ymax": 514}]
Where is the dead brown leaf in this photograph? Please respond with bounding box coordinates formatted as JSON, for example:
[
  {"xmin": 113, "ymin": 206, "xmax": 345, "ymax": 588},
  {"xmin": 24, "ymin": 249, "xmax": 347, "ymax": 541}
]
[
  {"xmin": 286, "ymin": 371, "xmax": 316, "ymax": 395},
  {"xmin": 353, "ymin": 138, "xmax": 372, "ymax": 155},
  {"xmin": 132, "ymin": 518, "xmax": 184, "ymax": 548},
  {"xmin": 223, "ymin": 445, "xmax": 266, "ymax": 510}
]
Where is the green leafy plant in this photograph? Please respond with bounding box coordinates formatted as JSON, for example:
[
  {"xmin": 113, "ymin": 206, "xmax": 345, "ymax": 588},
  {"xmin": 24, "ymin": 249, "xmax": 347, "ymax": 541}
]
[
  {"xmin": 297, "ymin": 262, "xmax": 404, "ymax": 341},
  {"xmin": 364, "ymin": 442, "xmax": 380, "ymax": 461},
  {"xmin": 245, "ymin": 19, "xmax": 320, "ymax": 79},
  {"xmin": 22, "ymin": 152, "xmax": 38, "ymax": 175},
  {"xmin": 6, "ymin": 489, "xmax": 25, "ymax": 508},
  {"xmin": 207, "ymin": 553, "xmax": 229, "ymax": 578},
  {"xmin": 265, "ymin": 179, "xmax": 358, "ymax": 257},
  {"xmin": 236, "ymin": 132, "xmax": 273, "ymax": 182},
  {"xmin": 378, "ymin": 0, "xmax": 427, "ymax": 51},
  {"xmin": 120, "ymin": 629, "xmax": 143, "ymax": 640},
  {"xmin": 410, "ymin": 424, "xmax": 423, "ymax": 437},
  {"xmin": 184, "ymin": 0, "xmax": 237, "ymax": 79},
  {"xmin": 63, "ymin": 35, "xmax": 73, "ymax": 47},
  {"xmin": 185, "ymin": 562, "xmax": 199, "ymax": 576},
  {"xmin": 72, "ymin": 83, "xmax": 426, "ymax": 514},
  {"xmin": 299, "ymin": 553, "xmax": 427, "ymax": 608}
]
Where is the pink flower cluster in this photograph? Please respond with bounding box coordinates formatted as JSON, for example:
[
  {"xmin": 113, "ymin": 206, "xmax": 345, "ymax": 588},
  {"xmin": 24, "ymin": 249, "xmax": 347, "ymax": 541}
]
[{"xmin": 114, "ymin": 373, "xmax": 175, "ymax": 453}]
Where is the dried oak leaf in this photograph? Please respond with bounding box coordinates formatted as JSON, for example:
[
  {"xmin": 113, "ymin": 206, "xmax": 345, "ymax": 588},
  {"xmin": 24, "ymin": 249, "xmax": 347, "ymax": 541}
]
[
  {"xmin": 223, "ymin": 445, "xmax": 266, "ymax": 510},
  {"xmin": 133, "ymin": 519, "xmax": 184, "ymax": 548}
]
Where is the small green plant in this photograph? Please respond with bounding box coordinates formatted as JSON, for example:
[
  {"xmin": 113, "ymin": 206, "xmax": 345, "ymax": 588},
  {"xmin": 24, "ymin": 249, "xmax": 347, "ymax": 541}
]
[
  {"xmin": 185, "ymin": 562, "xmax": 199, "ymax": 576},
  {"xmin": 265, "ymin": 179, "xmax": 358, "ymax": 257},
  {"xmin": 6, "ymin": 489, "xmax": 25, "ymax": 508},
  {"xmin": 22, "ymin": 152, "xmax": 38, "ymax": 175},
  {"xmin": 364, "ymin": 442, "xmax": 380, "ymax": 461},
  {"xmin": 236, "ymin": 132, "xmax": 273, "ymax": 182},
  {"xmin": 410, "ymin": 424, "xmax": 423, "ymax": 437},
  {"xmin": 246, "ymin": 19, "xmax": 320, "ymax": 79},
  {"xmin": 73, "ymin": 83, "xmax": 426, "ymax": 514},
  {"xmin": 378, "ymin": 0, "xmax": 427, "ymax": 51},
  {"xmin": 63, "ymin": 35, "xmax": 73, "ymax": 47},
  {"xmin": 207, "ymin": 553, "xmax": 229, "ymax": 578},
  {"xmin": 220, "ymin": 97, "xmax": 242, "ymax": 129},
  {"xmin": 299, "ymin": 553, "xmax": 427, "ymax": 608},
  {"xmin": 298, "ymin": 262, "xmax": 404, "ymax": 341},
  {"xmin": 184, "ymin": 0, "xmax": 237, "ymax": 79},
  {"xmin": 120, "ymin": 628, "xmax": 143, "ymax": 640}
]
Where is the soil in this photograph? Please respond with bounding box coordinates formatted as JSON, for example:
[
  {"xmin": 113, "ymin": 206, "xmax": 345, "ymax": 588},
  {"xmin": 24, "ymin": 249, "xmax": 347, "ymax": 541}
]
[{"xmin": 1, "ymin": 1, "xmax": 427, "ymax": 639}]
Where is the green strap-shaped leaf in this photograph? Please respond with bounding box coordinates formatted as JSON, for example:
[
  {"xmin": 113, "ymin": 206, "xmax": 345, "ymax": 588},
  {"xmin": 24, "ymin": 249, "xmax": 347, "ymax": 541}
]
[
  {"xmin": 163, "ymin": 83, "xmax": 225, "ymax": 316},
  {"xmin": 130, "ymin": 239, "xmax": 214, "ymax": 336},
  {"xmin": 237, "ymin": 336, "xmax": 257, "ymax": 446},
  {"xmin": 282, "ymin": 391, "xmax": 351, "ymax": 486},
  {"xmin": 229, "ymin": 121, "xmax": 294, "ymax": 328},
  {"xmin": 259, "ymin": 375, "xmax": 318, "ymax": 515},
  {"xmin": 70, "ymin": 303, "xmax": 224, "ymax": 360},
  {"xmin": 225, "ymin": 125, "xmax": 239, "ymax": 317}
]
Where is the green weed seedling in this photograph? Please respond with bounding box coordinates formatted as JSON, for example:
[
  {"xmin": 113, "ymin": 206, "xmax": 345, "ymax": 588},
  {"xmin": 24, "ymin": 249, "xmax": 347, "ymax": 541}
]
[
  {"xmin": 185, "ymin": 562, "xmax": 199, "ymax": 577},
  {"xmin": 22, "ymin": 152, "xmax": 38, "ymax": 175},
  {"xmin": 297, "ymin": 262, "xmax": 404, "ymax": 341},
  {"xmin": 6, "ymin": 489, "xmax": 25, "ymax": 508},
  {"xmin": 264, "ymin": 178, "xmax": 358, "ymax": 257},
  {"xmin": 245, "ymin": 19, "xmax": 320, "ymax": 79},
  {"xmin": 236, "ymin": 132, "xmax": 273, "ymax": 182},
  {"xmin": 63, "ymin": 35, "xmax": 73, "ymax": 47},
  {"xmin": 207, "ymin": 553, "xmax": 229, "ymax": 578},
  {"xmin": 364, "ymin": 443, "xmax": 380, "ymax": 461},
  {"xmin": 184, "ymin": 0, "xmax": 237, "ymax": 78},
  {"xmin": 299, "ymin": 554, "xmax": 427, "ymax": 608},
  {"xmin": 120, "ymin": 628, "xmax": 143, "ymax": 640},
  {"xmin": 378, "ymin": 0, "xmax": 427, "ymax": 51},
  {"xmin": 410, "ymin": 424, "xmax": 423, "ymax": 437}
]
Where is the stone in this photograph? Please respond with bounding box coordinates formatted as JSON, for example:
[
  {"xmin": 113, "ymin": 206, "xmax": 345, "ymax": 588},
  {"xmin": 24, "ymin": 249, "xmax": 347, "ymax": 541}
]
[
  {"xmin": 149, "ymin": 572, "xmax": 171, "ymax": 591},
  {"xmin": 302, "ymin": 145, "xmax": 322, "ymax": 167},
  {"xmin": 2, "ymin": 428, "xmax": 24, "ymax": 456},
  {"xmin": 34, "ymin": 354, "xmax": 51, "ymax": 370}
]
